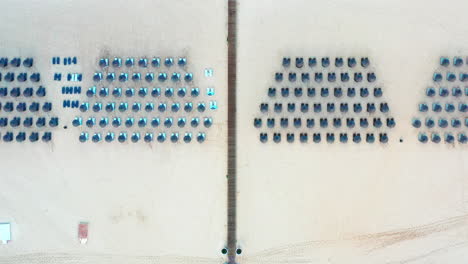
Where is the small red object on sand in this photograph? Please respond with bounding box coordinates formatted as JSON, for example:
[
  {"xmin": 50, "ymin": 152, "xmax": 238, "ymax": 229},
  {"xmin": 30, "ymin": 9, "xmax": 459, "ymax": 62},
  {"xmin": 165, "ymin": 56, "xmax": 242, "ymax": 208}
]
[{"xmin": 78, "ymin": 222, "xmax": 88, "ymax": 244}]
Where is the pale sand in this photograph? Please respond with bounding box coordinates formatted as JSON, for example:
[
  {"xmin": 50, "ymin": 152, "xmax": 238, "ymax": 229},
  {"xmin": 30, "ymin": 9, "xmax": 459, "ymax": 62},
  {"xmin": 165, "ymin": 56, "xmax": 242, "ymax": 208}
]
[
  {"xmin": 237, "ymin": 0, "xmax": 468, "ymax": 263},
  {"xmin": 0, "ymin": 0, "xmax": 227, "ymax": 263}
]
